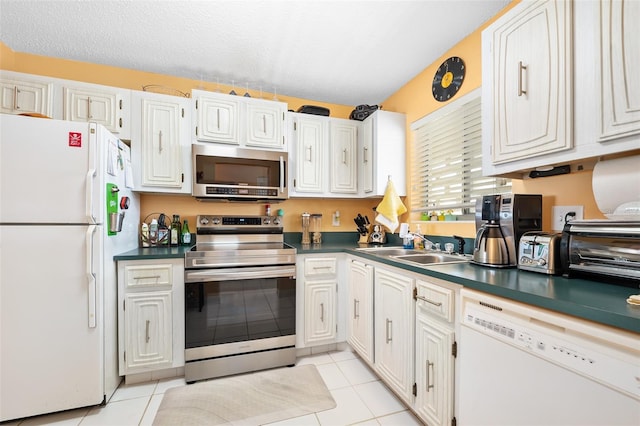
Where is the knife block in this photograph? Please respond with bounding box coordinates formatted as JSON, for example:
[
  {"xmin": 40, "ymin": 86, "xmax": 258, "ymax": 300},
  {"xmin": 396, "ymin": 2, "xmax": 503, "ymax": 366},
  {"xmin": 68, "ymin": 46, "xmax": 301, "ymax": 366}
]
[{"xmin": 358, "ymin": 231, "xmax": 370, "ymax": 244}]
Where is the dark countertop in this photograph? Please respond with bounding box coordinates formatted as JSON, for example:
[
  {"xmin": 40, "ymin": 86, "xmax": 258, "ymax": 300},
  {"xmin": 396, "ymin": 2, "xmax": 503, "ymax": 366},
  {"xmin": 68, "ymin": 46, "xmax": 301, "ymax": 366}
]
[
  {"xmin": 114, "ymin": 232, "xmax": 640, "ymax": 334},
  {"xmin": 114, "ymin": 245, "xmax": 194, "ymax": 260}
]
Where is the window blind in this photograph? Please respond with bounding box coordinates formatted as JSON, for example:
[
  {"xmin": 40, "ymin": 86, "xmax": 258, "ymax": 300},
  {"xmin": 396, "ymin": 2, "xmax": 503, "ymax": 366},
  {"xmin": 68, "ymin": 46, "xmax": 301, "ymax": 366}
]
[{"xmin": 410, "ymin": 90, "xmax": 510, "ymax": 214}]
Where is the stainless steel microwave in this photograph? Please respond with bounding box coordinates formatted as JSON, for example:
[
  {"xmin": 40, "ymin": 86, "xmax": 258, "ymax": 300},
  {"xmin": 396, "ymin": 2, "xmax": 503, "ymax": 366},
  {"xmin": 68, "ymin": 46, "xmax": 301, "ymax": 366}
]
[{"xmin": 192, "ymin": 144, "xmax": 288, "ymax": 201}]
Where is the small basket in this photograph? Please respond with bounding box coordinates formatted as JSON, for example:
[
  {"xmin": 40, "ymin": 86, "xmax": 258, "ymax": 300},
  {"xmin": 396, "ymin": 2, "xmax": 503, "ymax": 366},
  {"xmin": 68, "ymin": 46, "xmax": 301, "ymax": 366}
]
[{"xmin": 140, "ymin": 213, "xmax": 170, "ymax": 247}]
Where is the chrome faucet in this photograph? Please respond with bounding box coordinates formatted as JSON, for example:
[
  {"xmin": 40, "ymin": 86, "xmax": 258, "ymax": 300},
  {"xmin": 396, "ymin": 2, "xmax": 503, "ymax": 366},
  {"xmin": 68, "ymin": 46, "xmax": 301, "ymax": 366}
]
[{"xmin": 404, "ymin": 232, "xmax": 436, "ymax": 250}]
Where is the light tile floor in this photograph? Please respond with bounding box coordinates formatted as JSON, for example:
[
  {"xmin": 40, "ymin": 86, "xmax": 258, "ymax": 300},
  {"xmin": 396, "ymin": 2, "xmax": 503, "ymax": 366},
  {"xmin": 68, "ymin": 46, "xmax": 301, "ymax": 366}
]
[{"xmin": 5, "ymin": 348, "xmax": 423, "ymax": 425}]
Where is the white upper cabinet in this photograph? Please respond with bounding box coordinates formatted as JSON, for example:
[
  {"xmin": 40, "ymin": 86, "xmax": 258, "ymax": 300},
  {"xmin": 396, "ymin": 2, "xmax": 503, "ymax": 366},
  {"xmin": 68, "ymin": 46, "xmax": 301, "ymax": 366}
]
[
  {"xmin": 289, "ymin": 112, "xmax": 363, "ymax": 198},
  {"xmin": 483, "ymin": 0, "xmax": 573, "ymax": 168},
  {"xmin": 330, "ymin": 118, "xmax": 358, "ymax": 194},
  {"xmin": 194, "ymin": 90, "xmax": 240, "ymax": 144},
  {"xmin": 62, "ymin": 81, "xmax": 131, "ymax": 139},
  {"xmin": 131, "ymin": 91, "xmax": 191, "ymax": 193},
  {"xmin": 246, "ymin": 99, "xmax": 286, "ymax": 149},
  {"xmin": 361, "ymin": 110, "xmax": 406, "ymax": 197},
  {"xmin": 290, "ymin": 113, "xmax": 327, "ymax": 194},
  {"xmin": 596, "ymin": 0, "xmax": 640, "ymax": 142},
  {"xmin": 192, "ymin": 89, "xmax": 287, "ymax": 150},
  {"xmin": 0, "ymin": 72, "xmax": 53, "ymax": 117},
  {"xmin": 483, "ymin": 0, "xmax": 640, "ymax": 177}
]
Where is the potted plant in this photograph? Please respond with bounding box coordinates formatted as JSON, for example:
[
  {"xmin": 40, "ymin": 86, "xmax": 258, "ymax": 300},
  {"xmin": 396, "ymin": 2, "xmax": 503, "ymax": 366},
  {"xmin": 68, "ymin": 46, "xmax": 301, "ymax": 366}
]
[{"xmin": 444, "ymin": 209, "xmax": 456, "ymax": 221}]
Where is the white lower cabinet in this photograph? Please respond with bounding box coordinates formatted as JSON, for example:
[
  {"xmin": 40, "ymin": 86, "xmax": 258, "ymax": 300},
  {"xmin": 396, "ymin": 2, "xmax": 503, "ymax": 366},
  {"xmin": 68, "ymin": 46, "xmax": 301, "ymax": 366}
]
[
  {"xmin": 123, "ymin": 291, "xmax": 173, "ymax": 370},
  {"xmin": 347, "ymin": 257, "xmax": 459, "ymax": 425},
  {"xmin": 117, "ymin": 259, "xmax": 185, "ymax": 377},
  {"xmin": 374, "ymin": 267, "xmax": 415, "ymax": 404},
  {"xmin": 305, "ymin": 280, "xmax": 337, "ymax": 345},
  {"xmin": 414, "ymin": 279, "xmax": 456, "ymax": 426},
  {"xmin": 297, "ymin": 254, "xmax": 343, "ymax": 348},
  {"xmin": 347, "ymin": 259, "xmax": 374, "ymax": 364}
]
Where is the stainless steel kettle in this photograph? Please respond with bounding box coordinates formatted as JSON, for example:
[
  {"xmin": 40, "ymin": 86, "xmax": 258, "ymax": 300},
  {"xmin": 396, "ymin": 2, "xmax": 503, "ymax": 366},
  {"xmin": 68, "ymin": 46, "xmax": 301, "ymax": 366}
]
[{"xmin": 472, "ymin": 223, "xmax": 514, "ymax": 267}]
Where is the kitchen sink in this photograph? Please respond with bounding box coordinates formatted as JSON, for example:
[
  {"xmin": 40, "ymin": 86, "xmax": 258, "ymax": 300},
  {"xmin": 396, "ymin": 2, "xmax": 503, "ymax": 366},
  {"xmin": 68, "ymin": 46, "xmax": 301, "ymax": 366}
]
[
  {"xmin": 354, "ymin": 247, "xmax": 425, "ymax": 256},
  {"xmin": 392, "ymin": 253, "xmax": 470, "ymax": 265},
  {"xmin": 354, "ymin": 246, "xmax": 470, "ymax": 265}
]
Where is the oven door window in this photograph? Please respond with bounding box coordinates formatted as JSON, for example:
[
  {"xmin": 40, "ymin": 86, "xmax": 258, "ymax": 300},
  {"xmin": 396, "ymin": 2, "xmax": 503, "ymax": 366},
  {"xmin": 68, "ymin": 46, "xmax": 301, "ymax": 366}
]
[{"xmin": 185, "ymin": 276, "xmax": 295, "ymax": 348}]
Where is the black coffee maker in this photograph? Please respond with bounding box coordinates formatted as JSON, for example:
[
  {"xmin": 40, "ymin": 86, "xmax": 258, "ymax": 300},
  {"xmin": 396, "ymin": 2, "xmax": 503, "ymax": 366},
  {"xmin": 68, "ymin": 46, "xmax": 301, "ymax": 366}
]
[{"xmin": 472, "ymin": 194, "xmax": 542, "ymax": 268}]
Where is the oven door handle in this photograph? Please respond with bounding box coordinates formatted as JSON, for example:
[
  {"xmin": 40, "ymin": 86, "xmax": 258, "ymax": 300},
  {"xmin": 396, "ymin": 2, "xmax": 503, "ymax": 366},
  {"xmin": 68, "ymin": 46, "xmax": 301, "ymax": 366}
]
[{"xmin": 185, "ymin": 265, "xmax": 296, "ymax": 283}]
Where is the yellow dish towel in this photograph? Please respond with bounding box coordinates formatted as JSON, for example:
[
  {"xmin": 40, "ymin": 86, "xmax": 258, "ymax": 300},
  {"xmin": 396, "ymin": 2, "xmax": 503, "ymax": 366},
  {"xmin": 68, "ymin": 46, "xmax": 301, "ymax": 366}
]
[{"xmin": 375, "ymin": 179, "xmax": 407, "ymax": 233}]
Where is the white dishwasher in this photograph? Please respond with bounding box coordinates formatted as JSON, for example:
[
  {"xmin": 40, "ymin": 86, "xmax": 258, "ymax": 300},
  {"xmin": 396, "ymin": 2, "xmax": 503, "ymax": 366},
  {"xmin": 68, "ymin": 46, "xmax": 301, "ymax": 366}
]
[{"xmin": 458, "ymin": 289, "xmax": 639, "ymax": 426}]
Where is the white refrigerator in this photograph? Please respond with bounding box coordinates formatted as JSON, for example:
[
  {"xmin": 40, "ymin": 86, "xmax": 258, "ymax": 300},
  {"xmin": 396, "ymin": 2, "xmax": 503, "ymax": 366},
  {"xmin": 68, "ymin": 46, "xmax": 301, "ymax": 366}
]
[{"xmin": 0, "ymin": 114, "xmax": 140, "ymax": 421}]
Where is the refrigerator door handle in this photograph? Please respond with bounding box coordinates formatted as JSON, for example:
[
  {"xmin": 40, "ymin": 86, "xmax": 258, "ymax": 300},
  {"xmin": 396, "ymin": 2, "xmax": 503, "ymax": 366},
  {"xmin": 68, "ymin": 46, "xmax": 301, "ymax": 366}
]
[
  {"xmin": 86, "ymin": 225, "xmax": 97, "ymax": 328},
  {"xmin": 85, "ymin": 168, "xmax": 97, "ymax": 224}
]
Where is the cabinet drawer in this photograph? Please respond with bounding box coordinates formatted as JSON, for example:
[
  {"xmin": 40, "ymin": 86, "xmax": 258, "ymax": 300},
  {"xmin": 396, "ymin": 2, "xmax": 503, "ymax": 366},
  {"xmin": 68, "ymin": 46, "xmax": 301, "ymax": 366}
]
[
  {"xmin": 125, "ymin": 264, "xmax": 173, "ymax": 288},
  {"xmin": 304, "ymin": 257, "xmax": 337, "ymax": 277},
  {"xmin": 415, "ymin": 280, "xmax": 454, "ymax": 322}
]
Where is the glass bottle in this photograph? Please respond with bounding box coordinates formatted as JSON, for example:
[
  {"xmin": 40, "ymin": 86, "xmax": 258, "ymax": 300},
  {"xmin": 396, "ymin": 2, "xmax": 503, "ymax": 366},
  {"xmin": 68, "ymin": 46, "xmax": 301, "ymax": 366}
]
[
  {"xmin": 181, "ymin": 219, "xmax": 191, "ymax": 245},
  {"xmin": 170, "ymin": 215, "xmax": 181, "ymax": 246},
  {"xmin": 149, "ymin": 219, "xmax": 158, "ymax": 246}
]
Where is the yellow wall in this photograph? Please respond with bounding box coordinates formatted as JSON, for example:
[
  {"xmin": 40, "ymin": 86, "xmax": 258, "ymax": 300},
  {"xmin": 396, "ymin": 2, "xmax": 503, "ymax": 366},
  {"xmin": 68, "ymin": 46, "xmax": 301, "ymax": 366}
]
[
  {"xmin": 379, "ymin": 0, "xmax": 611, "ymax": 236},
  {"xmin": 0, "ymin": 0, "xmax": 620, "ymax": 238}
]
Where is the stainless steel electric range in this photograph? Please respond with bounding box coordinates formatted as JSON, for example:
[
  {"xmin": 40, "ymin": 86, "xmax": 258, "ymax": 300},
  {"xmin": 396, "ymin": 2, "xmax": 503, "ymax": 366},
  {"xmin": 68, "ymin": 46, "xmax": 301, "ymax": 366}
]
[{"xmin": 184, "ymin": 215, "xmax": 297, "ymax": 383}]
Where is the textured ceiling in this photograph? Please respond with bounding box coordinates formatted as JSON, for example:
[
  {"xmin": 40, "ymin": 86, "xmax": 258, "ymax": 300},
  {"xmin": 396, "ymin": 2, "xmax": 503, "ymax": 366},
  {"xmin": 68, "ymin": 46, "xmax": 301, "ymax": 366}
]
[{"xmin": 0, "ymin": 0, "xmax": 509, "ymax": 106}]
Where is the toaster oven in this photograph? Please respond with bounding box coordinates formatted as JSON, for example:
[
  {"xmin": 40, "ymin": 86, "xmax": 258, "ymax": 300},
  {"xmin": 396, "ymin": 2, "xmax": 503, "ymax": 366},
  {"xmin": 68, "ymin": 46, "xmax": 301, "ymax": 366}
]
[{"xmin": 561, "ymin": 220, "xmax": 640, "ymax": 286}]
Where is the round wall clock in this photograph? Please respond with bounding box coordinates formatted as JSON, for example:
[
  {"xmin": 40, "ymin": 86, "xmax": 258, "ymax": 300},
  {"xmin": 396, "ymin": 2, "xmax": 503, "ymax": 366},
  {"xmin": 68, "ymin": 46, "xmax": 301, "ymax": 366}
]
[{"xmin": 432, "ymin": 56, "xmax": 466, "ymax": 102}]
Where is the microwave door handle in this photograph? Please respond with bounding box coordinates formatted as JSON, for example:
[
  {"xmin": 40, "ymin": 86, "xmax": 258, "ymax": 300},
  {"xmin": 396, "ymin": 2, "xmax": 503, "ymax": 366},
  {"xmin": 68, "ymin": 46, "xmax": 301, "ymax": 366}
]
[{"xmin": 279, "ymin": 155, "xmax": 285, "ymax": 194}]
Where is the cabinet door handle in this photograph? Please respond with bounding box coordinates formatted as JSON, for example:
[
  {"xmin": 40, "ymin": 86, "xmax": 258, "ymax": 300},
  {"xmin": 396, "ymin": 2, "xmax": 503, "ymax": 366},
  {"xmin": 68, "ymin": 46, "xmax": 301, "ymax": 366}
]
[
  {"xmin": 426, "ymin": 360, "xmax": 434, "ymax": 391},
  {"xmin": 13, "ymin": 86, "xmax": 19, "ymax": 110},
  {"xmin": 262, "ymin": 114, "xmax": 266, "ymax": 134},
  {"xmin": 342, "ymin": 149, "xmax": 347, "ymax": 164},
  {"xmin": 415, "ymin": 295, "xmax": 442, "ymax": 307},
  {"xmin": 363, "ymin": 146, "xmax": 368, "ymax": 164},
  {"xmin": 320, "ymin": 303, "xmax": 325, "ymax": 322},
  {"xmin": 385, "ymin": 318, "xmax": 392, "ymax": 343},
  {"xmin": 518, "ymin": 61, "xmax": 527, "ymax": 96},
  {"xmin": 353, "ymin": 299, "xmax": 360, "ymax": 319},
  {"xmin": 134, "ymin": 275, "xmax": 161, "ymax": 280},
  {"xmin": 145, "ymin": 320, "xmax": 150, "ymax": 343},
  {"xmin": 158, "ymin": 130, "xmax": 163, "ymax": 154},
  {"xmin": 88, "ymin": 97, "xmax": 92, "ymax": 119},
  {"xmin": 217, "ymin": 109, "xmax": 221, "ymax": 131},
  {"xmin": 306, "ymin": 145, "xmax": 313, "ymax": 162},
  {"xmin": 312, "ymin": 265, "xmax": 333, "ymax": 271}
]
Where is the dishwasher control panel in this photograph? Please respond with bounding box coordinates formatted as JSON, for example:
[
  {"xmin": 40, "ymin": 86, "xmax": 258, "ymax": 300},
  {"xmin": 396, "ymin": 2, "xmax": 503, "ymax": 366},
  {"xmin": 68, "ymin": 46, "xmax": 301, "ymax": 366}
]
[{"xmin": 461, "ymin": 290, "xmax": 639, "ymax": 401}]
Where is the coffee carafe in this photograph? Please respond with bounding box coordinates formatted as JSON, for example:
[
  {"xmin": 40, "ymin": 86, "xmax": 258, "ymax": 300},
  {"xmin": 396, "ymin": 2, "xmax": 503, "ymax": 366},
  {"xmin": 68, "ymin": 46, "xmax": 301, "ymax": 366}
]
[
  {"xmin": 472, "ymin": 195, "xmax": 515, "ymax": 267},
  {"xmin": 471, "ymin": 194, "xmax": 542, "ymax": 268}
]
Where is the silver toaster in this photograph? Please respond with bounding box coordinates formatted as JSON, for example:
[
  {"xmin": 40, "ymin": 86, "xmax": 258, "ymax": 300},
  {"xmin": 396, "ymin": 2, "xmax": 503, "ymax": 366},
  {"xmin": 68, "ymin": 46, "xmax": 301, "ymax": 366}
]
[{"xmin": 518, "ymin": 231, "xmax": 562, "ymax": 274}]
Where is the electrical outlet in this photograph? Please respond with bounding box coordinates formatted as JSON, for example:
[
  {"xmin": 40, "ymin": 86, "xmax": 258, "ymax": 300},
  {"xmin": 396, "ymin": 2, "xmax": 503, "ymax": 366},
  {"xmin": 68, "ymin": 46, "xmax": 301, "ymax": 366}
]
[{"xmin": 552, "ymin": 205, "xmax": 584, "ymax": 231}]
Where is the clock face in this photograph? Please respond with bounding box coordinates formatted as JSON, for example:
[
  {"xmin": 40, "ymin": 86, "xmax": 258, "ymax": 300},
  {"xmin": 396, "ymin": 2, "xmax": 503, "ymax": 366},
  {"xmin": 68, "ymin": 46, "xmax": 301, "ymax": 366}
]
[{"xmin": 432, "ymin": 56, "xmax": 465, "ymax": 102}]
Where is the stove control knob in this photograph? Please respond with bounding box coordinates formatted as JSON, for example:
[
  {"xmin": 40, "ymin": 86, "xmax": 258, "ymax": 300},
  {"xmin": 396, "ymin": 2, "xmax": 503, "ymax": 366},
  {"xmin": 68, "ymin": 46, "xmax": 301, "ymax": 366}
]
[
  {"xmin": 273, "ymin": 217, "xmax": 281, "ymax": 225},
  {"xmin": 200, "ymin": 217, "xmax": 209, "ymax": 225},
  {"xmin": 263, "ymin": 218, "xmax": 271, "ymax": 224},
  {"xmin": 212, "ymin": 217, "xmax": 221, "ymax": 225}
]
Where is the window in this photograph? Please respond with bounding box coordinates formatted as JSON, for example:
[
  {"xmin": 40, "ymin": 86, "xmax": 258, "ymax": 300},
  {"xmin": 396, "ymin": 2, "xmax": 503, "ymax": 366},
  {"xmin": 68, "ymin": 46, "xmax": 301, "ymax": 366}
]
[{"xmin": 410, "ymin": 89, "xmax": 510, "ymax": 217}]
